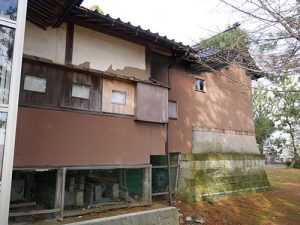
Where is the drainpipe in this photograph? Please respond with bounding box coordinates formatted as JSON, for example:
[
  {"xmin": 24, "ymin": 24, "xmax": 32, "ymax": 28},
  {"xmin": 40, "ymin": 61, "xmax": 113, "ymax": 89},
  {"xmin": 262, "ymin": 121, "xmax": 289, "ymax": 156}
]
[
  {"xmin": 166, "ymin": 52, "xmax": 188, "ymax": 206},
  {"xmin": 166, "ymin": 63, "xmax": 174, "ymax": 206},
  {"xmin": 165, "ymin": 51, "xmax": 189, "ymax": 206},
  {"xmin": 165, "ymin": 123, "xmax": 172, "ymax": 206}
]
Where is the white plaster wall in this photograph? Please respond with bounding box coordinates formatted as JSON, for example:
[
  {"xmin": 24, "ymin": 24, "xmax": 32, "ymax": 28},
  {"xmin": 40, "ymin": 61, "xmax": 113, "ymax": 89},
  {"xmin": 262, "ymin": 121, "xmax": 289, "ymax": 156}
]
[
  {"xmin": 193, "ymin": 128, "xmax": 259, "ymax": 154},
  {"xmin": 72, "ymin": 25, "xmax": 147, "ymax": 79},
  {"xmin": 23, "ymin": 21, "xmax": 66, "ymax": 64}
]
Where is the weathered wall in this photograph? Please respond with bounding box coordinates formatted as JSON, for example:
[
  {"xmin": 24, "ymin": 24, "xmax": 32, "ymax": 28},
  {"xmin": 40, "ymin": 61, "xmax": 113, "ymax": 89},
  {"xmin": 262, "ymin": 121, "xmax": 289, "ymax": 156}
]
[
  {"xmin": 177, "ymin": 153, "xmax": 270, "ymax": 202},
  {"xmin": 14, "ymin": 107, "xmax": 166, "ymax": 168},
  {"xmin": 73, "ymin": 25, "xmax": 147, "ymax": 80},
  {"xmin": 102, "ymin": 78, "xmax": 135, "ymax": 115},
  {"xmin": 169, "ymin": 65, "xmax": 257, "ymax": 153},
  {"xmin": 20, "ymin": 59, "xmax": 102, "ymax": 112},
  {"xmin": 136, "ymin": 83, "xmax": 169, "ymax": 123},
  {"xmin": 23, "ymin": 22, "xmax": 67, "ymax": 64},
  {"xmin": 193, "ymin": 128, "xmax": 258, "ymax": 154}
]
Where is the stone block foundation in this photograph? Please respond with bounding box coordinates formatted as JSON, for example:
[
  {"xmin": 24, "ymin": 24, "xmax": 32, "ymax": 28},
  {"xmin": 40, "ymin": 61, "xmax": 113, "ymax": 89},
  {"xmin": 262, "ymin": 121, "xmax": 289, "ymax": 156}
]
[{"xmin": 177, "ymin": 153, "xmax": 270, "ymax": 202}]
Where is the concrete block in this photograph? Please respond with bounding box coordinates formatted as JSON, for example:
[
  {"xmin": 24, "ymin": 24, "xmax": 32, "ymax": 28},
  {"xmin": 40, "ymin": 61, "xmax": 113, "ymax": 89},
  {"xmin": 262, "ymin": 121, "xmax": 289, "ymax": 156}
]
[
  {"xmin": 79, "ymin": 183, "xmax": 85, "ymax": 191},
  {"xmin": 65, "ymin": 207, "xmax": 179, "ymax": 225},
  {"xmin": 194, "ymin": 161, "xmax": 206, "ymax": 168},
  {"xmin": 112, "ymin": 183, "xmax": 119, "ymax": 199},
  {"xmin": 75, "ymin": 191, "xmax": 84, "ymax": 206},
  {"xmin": 94, "ymin": 185, "xmax": 103, "ymax": 202},
  {"xmin": 79, "ymin": 176, "xmax": 85, "ymax": 184},
  {"xmin": 69, "ymin": 185, "xmax": 75, "ymax": 192},
  {"xmin": 120, "ymin": 189, "xmax": 129, "ymax": 200},
  {"xmin": 177, "ymin": 153, "xmax": 270, "ymax": 201},
  {"xmin": 70, "ymin": 177, "xmax": 75, "ymax": 186}
]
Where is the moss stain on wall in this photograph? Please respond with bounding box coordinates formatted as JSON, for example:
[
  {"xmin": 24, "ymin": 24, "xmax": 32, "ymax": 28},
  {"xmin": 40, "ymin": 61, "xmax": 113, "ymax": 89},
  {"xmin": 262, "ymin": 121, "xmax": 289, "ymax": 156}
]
[{"xmin": 177, "ymin": 153, "xmax": 270, "ymax": 203}]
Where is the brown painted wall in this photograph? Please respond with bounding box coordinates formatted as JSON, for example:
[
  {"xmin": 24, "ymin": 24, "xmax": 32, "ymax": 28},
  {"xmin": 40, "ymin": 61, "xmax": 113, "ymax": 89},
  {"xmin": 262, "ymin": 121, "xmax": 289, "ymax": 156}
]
[
  {"xmin": 136, "ymin": 83, "xmax": 168, "ymax": 123},
  {"xmin": 168, "ymin": 65, "xmax": 255, "ymax": 153},
  {"xmin": 14, "ymin": 107, "xmax": 166, "ymax": 168}
]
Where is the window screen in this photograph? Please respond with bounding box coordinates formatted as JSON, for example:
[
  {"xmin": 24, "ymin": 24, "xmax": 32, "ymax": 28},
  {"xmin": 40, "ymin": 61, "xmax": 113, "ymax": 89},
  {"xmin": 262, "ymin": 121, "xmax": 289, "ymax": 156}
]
[
  {"xmin": 72, "ymin": 84, "xmax": 90, "ymax": 99},
  {"xmin": 24, "ymin": 75, "xmax": 47, "ymax": 93},
  {"xmin": 195, "ymin": 78, "xmax": 204, "ymax": 91},
  {"xmin": 111, "ymin": 90, "xmax": 126, "ymax": 105}
]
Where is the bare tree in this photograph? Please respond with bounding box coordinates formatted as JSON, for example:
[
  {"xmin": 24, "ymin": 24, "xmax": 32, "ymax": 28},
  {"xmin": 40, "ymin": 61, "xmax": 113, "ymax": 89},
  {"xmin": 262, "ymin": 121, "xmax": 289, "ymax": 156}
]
[{"xmin": 218, "ymin": 0, "xmax": 300, "ymax": 78}]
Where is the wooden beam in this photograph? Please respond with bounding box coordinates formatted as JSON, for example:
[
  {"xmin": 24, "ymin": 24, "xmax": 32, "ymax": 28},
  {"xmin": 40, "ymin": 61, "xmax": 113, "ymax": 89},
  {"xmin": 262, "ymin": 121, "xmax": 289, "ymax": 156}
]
[
  {"xmin": 60, "ymin": 168, "xmax": 66, "ymax": 221},
  {"xmin": 9, "ymin": 202, "xmax": 36, "ymax": 209},
  {"xmin": 65, "ymin": 22, "xmax": 74, "ymax": 65},
  {"xmin": 146, "ymin": 48, "xmax": 152, "ymax": 78},
  {"xmin": 9, "ymin": 209, "xmax": 60, "ymax": 217}
]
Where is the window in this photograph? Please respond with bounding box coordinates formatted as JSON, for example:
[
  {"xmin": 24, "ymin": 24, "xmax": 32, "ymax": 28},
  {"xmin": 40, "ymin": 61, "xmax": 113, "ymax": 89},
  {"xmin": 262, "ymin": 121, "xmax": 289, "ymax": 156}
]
[
  {"xmin": 195, "ymin": 78, "xmax": 204, "ymax": 92},
  {"xmin": 71, "ymin": 84, "xmax": 90, "ymax": 99},
  {"xmin": 24, "ymin": 75, "xmax": 47, "ymax": 93},
  {"xmin": 0, "ymin": 0, "xmax": 18, "ymax": 21},
  {"xmin": 0, "ymin": 25, "xmax": 15, "ymax": 104},
  {"xmin": 0, "ymin": 112, "xmax": 7, "ymax": 178},
  {"xmin": 168, "ymin": 101, "xmax": 178, "ymax": 119},
  {"xmin": 112, "ymin": 90, "xmax": 126, "ymax": 105}
]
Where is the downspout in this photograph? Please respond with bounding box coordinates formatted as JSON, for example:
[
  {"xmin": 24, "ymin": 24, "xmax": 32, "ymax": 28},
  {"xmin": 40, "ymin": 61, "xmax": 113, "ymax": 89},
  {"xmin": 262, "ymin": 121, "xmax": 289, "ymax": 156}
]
[
  {"xmin": 166, "ymin": 52, "xmax": 189, "ymax": 206},
  {"xmin": 166, "ymin": 63, "xmax": 174, "ymax": 206},
  {"xmin": 165, "ymin": 123, "xmax": 172, "ymax": 206}
]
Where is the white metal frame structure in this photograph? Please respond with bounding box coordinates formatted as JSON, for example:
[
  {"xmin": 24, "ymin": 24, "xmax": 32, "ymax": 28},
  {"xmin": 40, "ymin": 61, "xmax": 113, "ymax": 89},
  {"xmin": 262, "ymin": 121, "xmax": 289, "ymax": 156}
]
[{"xmin": 0, "ymin": 1, "xmax": 28, "ymax": 224}]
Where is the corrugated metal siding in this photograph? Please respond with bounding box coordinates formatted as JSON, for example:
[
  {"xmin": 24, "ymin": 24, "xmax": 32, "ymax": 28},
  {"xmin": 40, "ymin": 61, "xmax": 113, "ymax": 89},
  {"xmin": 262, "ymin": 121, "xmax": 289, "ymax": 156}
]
[{"xmin": 14, "ymin": 107, "xmax": 166, "ymax": 168}]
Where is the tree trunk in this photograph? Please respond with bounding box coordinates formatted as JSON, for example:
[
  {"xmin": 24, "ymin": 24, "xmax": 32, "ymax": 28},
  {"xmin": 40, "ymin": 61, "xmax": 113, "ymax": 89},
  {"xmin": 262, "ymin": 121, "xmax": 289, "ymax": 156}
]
[
  {"xmin": 259, "ymin": 143, "xmax": 264, "ymax": 155},
  {"xmin": 288, "ymin": 123, "xmax": 299, "ymax": 168}
]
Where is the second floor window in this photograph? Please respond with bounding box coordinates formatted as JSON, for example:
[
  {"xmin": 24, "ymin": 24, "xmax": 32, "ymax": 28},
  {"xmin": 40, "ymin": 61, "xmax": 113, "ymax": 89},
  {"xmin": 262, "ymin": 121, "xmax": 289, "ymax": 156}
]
[
  {"xmin": 24, "ymin": 75, "xmax": 47, "ymax": 93},
  {"xmin": 195, "ymin": 78, "xmax": 204, "ymax": 92},
  {"xmin": 111, "ymin": 90, "xmax": 126, "ymax": 105},
  {"xmin": 71, "ymin": 84, "xmax": 90, "ymax": 99}
]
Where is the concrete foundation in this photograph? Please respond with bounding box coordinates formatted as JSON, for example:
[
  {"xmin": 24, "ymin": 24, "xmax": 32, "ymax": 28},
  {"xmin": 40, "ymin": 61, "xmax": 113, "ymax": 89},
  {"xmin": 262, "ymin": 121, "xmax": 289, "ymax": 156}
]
[
  {"xmin": 66, "ymin": 207, "xmax": 179, "ymax": 225},
  {"xmin": 177, "ymin": 153, "xmax": 270, "ymax": 202}
]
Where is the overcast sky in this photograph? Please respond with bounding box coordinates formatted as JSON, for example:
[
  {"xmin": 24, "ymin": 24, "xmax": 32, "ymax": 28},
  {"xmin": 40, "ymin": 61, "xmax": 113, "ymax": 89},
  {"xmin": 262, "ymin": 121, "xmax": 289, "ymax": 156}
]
[{"xmin": 82, "ymin": 0, "xmax": 240, "ymax": 45}]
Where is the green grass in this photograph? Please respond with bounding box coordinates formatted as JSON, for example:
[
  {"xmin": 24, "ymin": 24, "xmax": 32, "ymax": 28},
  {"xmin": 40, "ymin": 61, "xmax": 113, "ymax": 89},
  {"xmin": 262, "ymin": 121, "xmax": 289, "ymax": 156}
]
[{"xmin": 176, "ymin": 168, "xmax": 300, "ymax": 225}]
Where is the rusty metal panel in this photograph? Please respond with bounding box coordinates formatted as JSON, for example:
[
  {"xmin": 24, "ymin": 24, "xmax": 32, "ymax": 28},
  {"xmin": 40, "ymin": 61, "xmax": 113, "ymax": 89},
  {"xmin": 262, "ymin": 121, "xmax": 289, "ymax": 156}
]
[
  {"xmin": 136, "ymin": 82, "xmax": 168, "ymax": 123},
  {"xmin": 14, "ymin": 107, "xmax": 166, "ymax": 168}
]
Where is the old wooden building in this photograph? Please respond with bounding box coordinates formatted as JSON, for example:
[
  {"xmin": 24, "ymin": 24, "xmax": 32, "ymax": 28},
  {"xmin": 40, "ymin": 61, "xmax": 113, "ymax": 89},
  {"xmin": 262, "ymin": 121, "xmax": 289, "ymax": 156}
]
[{"xmin": 8, "ymin": 0, "xmax": 269, "ymax": 221}]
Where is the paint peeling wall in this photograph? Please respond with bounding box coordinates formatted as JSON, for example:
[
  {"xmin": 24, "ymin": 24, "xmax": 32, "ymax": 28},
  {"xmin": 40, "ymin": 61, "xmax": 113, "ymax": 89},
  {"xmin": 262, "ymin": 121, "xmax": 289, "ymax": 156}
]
[
  {"xmin": 72, "ymin": 25, "xmax": 147, "ymax": 80},
  {"xmin": 169, "ymin": 65, "xmax": 257, "ymax": 154},
  {"xmin": 23, "ymin": 22, "xmax": 67, "ymax": 64},
  {"xmin": 193, "ymin": 128, "xmax": 258, "ymax": 153},
  {"xmin": 102, "ymin": 78, "xmax": 135, "ymax": 115}
]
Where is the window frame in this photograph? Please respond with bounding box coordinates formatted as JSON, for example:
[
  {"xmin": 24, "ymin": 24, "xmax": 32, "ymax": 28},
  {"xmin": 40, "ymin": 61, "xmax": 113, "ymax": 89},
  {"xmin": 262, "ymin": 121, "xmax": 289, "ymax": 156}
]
[
  {"xmin": 168, "ymin": 100, "xmax": 178, "ymax": 120},
  {"xmin": 111, "ymin": 90, "xmax": 127, "ymax": 105},
  {"xmin": 71, "ymin": 83, "xmax": 91, "ymax": 100},
  {"xmin": 23, "ymin": 74, "xmax": 47, "ymax": 94},
  {"xmin": 194, "ymin": 78, "xmax": 205, "ymax": 92},
  {"xmin": 0, "ymin": 0, "xmax": 18, "ymax": 24}
]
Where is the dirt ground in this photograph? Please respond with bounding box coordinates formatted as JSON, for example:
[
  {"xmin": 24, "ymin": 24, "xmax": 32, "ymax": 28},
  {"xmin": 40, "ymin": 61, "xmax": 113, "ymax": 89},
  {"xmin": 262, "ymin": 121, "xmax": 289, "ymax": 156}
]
[
  {"xmin": 13, "ymin": 168, "xmax": 299, "ymax": 225},
  {"xmin": 174, "ymin": 168, "xmax": 300, "ymax": 225}
]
